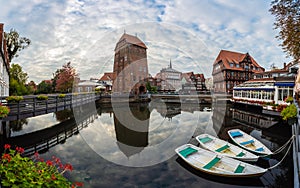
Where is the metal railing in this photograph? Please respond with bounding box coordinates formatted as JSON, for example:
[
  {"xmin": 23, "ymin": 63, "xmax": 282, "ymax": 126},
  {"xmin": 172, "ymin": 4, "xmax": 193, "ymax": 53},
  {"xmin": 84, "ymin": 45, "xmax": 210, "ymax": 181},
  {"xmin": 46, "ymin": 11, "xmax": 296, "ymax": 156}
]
[
  {"xmin": 0, "ymin": 93, "xmax": 102, "ymax": 121},
  {"xmin": 293, "ymin": 98, "xmax": 300, "ymax": 188}
]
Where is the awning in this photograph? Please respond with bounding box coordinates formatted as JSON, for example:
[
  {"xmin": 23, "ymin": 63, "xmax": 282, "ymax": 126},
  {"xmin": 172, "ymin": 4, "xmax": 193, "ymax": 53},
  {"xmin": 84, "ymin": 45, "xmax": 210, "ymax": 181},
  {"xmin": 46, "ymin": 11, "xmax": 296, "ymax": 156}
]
[
  {"xmin": 233, "ymin": 88, "xmax": 275, "ymax": 91},
  {"xmin": 274, "ymin": 82, "xmax": 295, "ymax": 87},
  {"xmin": 96, "ymin": 85, "xmax": 106, "ymax": 89}
]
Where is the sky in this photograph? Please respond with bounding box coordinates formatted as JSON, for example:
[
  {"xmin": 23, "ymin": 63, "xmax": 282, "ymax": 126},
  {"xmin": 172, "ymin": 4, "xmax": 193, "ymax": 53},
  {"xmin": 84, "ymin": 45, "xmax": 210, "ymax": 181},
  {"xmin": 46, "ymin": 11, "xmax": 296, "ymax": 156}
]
[{"xmin": 0, "ymin": 0, "xmax": 292, "ymax": 83}]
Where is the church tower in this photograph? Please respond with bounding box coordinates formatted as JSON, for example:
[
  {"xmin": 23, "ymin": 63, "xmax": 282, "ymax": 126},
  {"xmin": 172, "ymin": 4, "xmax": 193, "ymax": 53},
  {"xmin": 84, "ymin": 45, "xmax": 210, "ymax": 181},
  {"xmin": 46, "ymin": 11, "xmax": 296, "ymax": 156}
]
[{"xmin": 113, "ymin": 33, "xmax": 148, "ymax": 94}]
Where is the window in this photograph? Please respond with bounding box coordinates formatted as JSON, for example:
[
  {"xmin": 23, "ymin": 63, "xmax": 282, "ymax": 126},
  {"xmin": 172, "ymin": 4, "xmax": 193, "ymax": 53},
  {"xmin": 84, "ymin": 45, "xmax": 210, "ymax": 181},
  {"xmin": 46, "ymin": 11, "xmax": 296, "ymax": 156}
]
[
  {"xmin": 230, "ymin": 63, "xmax": 234, "ymax": 67},
  {"xmin": 236, "ymin": 64, "xmax": 240, "ymax": 68}
]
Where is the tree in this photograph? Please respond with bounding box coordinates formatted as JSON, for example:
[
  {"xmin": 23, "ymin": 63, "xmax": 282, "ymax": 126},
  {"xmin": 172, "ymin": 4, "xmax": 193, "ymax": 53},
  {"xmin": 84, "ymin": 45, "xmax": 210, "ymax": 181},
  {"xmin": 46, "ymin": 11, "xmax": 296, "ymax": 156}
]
[
  {"xmin": 37, "ymin": 80, "xmax": 53, "ymax": 94},
  {"xmin": 4, "ymin": 29, "xmax": 31, "ymax": 62},
  {"xmin": 270, "ymin": 0, "xmax": 300, "ymax": 60},
  {"xmin": 54, "ymin": 62, "xmax": 78, "ymax": 93},
  {"xmin": 9, "ymin": 64, "xmax": 29, "ymax": 95},
  {"xmin": 26, "ymin": 80, "xmax": 37, "ymax": 94}
]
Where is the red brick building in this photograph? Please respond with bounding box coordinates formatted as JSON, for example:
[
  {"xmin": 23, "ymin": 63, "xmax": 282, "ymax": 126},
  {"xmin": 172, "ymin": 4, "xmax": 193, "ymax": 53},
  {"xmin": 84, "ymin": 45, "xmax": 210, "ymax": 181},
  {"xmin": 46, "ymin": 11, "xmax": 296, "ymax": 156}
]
[
  {"xmin": 113, "ymin": 33, "xmax": 148, "ymax": 95},
  {"xmin": 212, "ymin": 50, "xmax": 264, "ymax": 93}
]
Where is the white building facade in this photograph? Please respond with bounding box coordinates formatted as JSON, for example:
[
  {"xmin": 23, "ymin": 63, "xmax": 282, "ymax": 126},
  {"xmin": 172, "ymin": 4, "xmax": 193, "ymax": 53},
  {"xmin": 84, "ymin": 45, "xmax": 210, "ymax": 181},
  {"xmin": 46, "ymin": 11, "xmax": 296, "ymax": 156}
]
[{"xmin": 0, "ymin": 23, "xmax": 9, "ymax": 97}]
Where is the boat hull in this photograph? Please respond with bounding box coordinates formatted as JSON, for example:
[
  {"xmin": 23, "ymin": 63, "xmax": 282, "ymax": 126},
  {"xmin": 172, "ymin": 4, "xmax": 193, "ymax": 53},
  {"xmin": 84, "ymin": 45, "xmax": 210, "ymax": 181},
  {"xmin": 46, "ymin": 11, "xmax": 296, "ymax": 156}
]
[
  {"xmin": 228, "ymin": 129, "xmax": 273, "ymax": 156},
  {"xmin": 196, "ymin": 134, "xmax": 259, "ymax": 162},
  {"xmin": 175, "ymin": 144, "xmax": 267, "ymax": 178}
]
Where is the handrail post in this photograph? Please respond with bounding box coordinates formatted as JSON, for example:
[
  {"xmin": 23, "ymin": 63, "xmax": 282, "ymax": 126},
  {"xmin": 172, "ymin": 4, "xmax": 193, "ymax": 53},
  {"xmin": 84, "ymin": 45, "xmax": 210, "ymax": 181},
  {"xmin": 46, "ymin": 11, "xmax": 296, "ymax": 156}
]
[
  {"xmin": 33, "ymin": 97, "xmax": 36, "ymax": 116},
  {"xmin": 56, "ymin": 95, "xmax": 58, "ymax": 111},
  {"xmin": 17, "ymin": 100, "xmax": 20, "ymax": 119}
]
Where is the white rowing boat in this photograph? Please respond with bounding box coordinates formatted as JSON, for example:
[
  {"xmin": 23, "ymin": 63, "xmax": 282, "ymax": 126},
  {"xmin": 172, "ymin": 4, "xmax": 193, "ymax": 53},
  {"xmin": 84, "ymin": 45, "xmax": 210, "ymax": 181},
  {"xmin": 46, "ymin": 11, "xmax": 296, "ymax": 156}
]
[
  {"xmin": 175, "ymin": 144, "xmax": 267, "ymax": 177},
  {"xmin": 196, "ymin": 134, "xmax": 259, "ymax": 162},
  {"xmin": 228, "ymin": 129, "xmax": 273, "ymax": 156}
]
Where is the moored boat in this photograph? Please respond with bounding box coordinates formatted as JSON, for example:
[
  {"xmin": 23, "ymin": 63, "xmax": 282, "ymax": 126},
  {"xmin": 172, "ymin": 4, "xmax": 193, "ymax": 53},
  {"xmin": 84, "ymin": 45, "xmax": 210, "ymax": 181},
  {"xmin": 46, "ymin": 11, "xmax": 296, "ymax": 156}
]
[
  {"xmin": 175, "ymin": 144, "xmax": 267, "ymax": 177},
  {"xmin": 196, "ymin": 134, "xmax": 259, "ymax": 162},
  {"xmin": 228, "ymin": 129, "xmax": 273, "ymax": 156}
]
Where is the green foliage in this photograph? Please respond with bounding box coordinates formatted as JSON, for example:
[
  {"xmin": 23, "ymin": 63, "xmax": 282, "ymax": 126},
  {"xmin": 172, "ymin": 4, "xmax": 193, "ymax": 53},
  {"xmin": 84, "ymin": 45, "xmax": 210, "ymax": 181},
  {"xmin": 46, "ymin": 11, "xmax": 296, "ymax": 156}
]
[
  {"xmin": 285, "ymin": 96, "xmax": 294, "ymax": 103},
  {"xmin": 146, "ymin": 82, "xmax": 157, "ymax": 93},
  {"xmin": 0, "ymin": 145, "xmax": 83, "ymax": 187},
  {"xmin": 280, "ymin": 104, "xmax": 297, "ymax": 121},
  {"xmin": 58, "ymin": 94, "xmax": 66, "ymax": 98},
  {"xmin": 270, "ymin": 0, "xmax": 300, "ymax": 60},
  {"xmin": 36, "ymin": 95, "xmax": 48, "ymax": 100},
  {"xmin": 6, "ymin": 96, "xmax": 24, "ymax": 103},
  {"xmin": 37, "ymin": 80, "xmax": 53, "ymax": 94},
  {"xmin": 0, "ymin": 105, "xmax": 10, "ymax": 118},
  {"xmin": 4, "ymin": 29, "xmax": 31, "ymax": 62},
  {"xmin": 9, "ymin": 64, "xmax": 29, "ymax": 96}
]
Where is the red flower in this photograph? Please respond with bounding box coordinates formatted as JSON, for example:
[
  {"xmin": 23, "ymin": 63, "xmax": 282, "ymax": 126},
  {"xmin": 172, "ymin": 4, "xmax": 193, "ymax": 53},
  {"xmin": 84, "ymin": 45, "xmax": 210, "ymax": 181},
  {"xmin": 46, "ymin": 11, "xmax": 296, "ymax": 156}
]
[
  {"xmin": 46, "ymin": 160, "xmax": 53, "ymax": 166},
  {"xmin": 64, "ymin": 163, "xmax": 73, "ymax": 171},
  {"xmin": 4, "ymin": 144, "xmax": 10, "ymax": 150},
  {"xmin": 75, "ymin": 182, "xmax": 84, "ymax": 187},
  {"xmin": 51, "ymin": 174, "xmax": 57, "ymax": 180},
  {"xmin": 16, "ymin": 147, "xmax": 25, "ymax": 154},
  {"xmin": 2, "ymin": 153, "xmax": 11, "ymax": 162},
  {"xmin": 34, "ymin": 152, "xmax": 39, "ymax": 159}
]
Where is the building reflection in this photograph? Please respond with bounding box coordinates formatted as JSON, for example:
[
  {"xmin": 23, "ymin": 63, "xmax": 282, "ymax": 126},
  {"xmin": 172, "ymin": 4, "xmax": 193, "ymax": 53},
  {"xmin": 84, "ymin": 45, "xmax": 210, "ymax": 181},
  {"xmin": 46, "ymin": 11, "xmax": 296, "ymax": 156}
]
[{"xmin": 113, "ymin": 103, "xmax": 150, "ymax": 157}]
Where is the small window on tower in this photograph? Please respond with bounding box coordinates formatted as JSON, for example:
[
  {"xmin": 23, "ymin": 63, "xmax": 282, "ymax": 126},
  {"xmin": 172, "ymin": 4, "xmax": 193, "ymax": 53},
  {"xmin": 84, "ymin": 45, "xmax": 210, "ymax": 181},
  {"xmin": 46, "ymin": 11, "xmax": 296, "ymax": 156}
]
[{"xmin": 124, "ymin": 55, "xmax": 127, "ymax": 61}]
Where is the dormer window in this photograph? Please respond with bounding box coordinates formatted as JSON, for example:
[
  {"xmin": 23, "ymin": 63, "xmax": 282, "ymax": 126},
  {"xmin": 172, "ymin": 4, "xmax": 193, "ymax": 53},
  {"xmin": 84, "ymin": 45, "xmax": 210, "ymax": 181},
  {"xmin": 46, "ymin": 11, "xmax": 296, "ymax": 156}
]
[
  {"xmin": 236, "ymin": 64, "xmax": 240, "ymax": 68},
  {"xmin": 230, "ymin": 63, "xmax": 234, "ymax": 67}
]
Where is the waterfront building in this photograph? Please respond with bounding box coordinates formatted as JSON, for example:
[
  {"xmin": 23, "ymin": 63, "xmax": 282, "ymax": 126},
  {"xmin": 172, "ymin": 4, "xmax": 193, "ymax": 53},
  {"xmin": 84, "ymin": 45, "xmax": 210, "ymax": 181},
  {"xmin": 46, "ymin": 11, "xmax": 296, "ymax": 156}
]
[
  {"xmin": 99, "ymin": 72, "xmax": 115, "ymax": 92},
  {"xmin": 113, "ymin": 33, "xmax": 148, "ymax": 95},
  {"xmin": 156, "ymin": 60, "xmax": 181, "ymax": 92},
  {"xmin": 212, "ymin": 50, "xmax": 264, "ymax": 93},
  {"xmin": 0, "ymin": 23, "xmax": 9, "ymax": 96},
  {"xmin": 232, "ymin": 76, "xmax": 295, "ymax": 106},
  {"xmin": 181, "ymin": 72, "xmax": 206, "ymax": 94},
  {"xmin": 205, "ymin": 77, "xmax": 213, "ymax": 91},
  {"xmin": 254, "ymin": 63, "xmax": 292, "ymax": 79},
  {"xmin": 76, "ymin": 79, "xmax": 100, "ymax": 93}
]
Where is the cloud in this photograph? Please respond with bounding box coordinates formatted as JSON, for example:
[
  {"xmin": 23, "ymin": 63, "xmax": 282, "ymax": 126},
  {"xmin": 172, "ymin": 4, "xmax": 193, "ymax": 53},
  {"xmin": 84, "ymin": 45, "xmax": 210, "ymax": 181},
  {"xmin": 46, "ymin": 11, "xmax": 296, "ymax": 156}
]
[{"xmin": 0, "ymin": 0, "xmax": 291, "ymax": 83}]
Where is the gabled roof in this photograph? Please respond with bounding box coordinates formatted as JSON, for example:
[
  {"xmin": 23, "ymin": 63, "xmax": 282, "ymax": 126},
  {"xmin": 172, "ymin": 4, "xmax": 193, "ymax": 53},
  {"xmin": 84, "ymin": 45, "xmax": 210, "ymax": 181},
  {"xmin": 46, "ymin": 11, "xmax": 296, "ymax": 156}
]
[
  {"xmin": 214, "ymin": 50, "xmax": 264, "ymax": 72},
  {"xmin": 115, "ymin": 33, "xmax": 147, "ymax": 51},
  {"xmin": 99, "ymin": 72, "xmax": 116, "ymax": 81}
]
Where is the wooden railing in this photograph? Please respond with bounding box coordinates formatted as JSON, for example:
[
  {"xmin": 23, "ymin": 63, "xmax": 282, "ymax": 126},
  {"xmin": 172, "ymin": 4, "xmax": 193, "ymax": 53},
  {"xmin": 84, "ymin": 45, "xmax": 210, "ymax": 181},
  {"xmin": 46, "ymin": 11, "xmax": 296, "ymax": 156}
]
[{"xmin": 0, "ymin": 93, "xmax": 102, "ymax": 121}]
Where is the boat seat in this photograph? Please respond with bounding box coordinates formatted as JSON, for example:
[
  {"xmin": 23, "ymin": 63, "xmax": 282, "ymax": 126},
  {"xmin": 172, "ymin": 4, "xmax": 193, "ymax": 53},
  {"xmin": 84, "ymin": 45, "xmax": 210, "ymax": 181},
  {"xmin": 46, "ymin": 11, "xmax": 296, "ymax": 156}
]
[
  {"xmin": 198, "ymin": 136, "xmax": 213, "ymax": 144},
  {"xmin": 215, "ymin": 144, "xmax": 229, "ymax": 152},
  {"xmin": 255, "ymin": 147, "xmax": 264, "ymax": 152},
  {"xmin": 236, "ymin": 152, "xmax": 245, "ymax": 157},
  {"xmin": 179, "ymin": 147, "xmax": 198, "ymax": 158},
  {"xmin": 230, "ymin": 131, "xmax": 243, "ymax": 138},
  {"xmin": 234, "ymin": 164, "xmax": 245, "ymax": 173},
  {"xmin": 203, "ymin": 156, "xmax": 221, "ymax": 170},
  {"xmin": 240, "ymin": 140, "xmax": 254, "ymax": 145}
]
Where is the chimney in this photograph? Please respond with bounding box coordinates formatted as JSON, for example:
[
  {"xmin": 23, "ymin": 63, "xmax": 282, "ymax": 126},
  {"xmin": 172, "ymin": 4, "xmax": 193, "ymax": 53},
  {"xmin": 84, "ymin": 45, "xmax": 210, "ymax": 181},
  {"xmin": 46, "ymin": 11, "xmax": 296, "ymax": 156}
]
[{"xmin": 284, "ymin": 62, "xmax": 287, "ymax": 70}]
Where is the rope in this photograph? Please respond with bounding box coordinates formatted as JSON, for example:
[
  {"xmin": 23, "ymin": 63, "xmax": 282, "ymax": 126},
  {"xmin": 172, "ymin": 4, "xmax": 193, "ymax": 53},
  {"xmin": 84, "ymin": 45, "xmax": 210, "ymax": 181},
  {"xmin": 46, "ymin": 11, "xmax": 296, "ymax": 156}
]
[
  {"xmin": 267, "ymin": 137, "xmax": 294, "ymax": 170},
  {"xmin": 259, "ymin": 135, "xmax": 295, "ymax": 158}
]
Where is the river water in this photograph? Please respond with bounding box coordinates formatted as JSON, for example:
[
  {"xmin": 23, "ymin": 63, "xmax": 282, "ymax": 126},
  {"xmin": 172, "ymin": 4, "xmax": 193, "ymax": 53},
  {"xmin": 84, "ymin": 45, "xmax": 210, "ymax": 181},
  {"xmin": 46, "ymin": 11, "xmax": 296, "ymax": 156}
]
[{"xmin": 0, "ymin": 101, "xmax": 293, "ymax": 188}]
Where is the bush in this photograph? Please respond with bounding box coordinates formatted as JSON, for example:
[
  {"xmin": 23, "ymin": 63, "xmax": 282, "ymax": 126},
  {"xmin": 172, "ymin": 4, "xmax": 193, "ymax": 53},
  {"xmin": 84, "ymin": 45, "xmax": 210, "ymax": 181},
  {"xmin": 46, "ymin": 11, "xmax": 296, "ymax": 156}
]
[
  {"xmin": 37, "ymin": 95, "xmax": 48, "ymax": 100},
  {"xmin": 6, "ymin": 96, "xmax": 24, "ymax": 103},
  {"xmin": 0, "ymin": 105, "xmax": 10, "ymax": 118},
  {"xmin": 280, "ymin": 104, "xmax": 297, "ymax": 121},
  {"xmin": 58, "ymin": 94, "xmax": 66, "ymax": 98},
  {"xmin": 0, "ymin": 144, "xmax": 83, "ymax": 187},
  {"xmin": 285, "ymin": 96, "xmax": 294, "ymax": 103}
]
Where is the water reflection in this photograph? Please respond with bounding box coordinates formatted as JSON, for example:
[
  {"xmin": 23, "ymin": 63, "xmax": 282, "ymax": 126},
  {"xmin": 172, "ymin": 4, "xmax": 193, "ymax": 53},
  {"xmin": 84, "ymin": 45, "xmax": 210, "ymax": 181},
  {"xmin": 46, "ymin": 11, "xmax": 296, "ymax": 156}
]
[{"xmin": 0, "ymin": 101, "xmax": 293, "ymax": 187}]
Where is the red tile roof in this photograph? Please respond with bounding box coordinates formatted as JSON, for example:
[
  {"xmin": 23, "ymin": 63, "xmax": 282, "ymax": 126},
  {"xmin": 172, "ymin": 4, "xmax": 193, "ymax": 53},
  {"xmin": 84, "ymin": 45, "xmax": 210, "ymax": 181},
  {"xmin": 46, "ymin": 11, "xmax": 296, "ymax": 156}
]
[
  {"xmin": 115, "ymin": 33, "xmax": 147, "ymax": 50},
  {"xmin": 214, "ymin": 50, "xmax": 264, "ymax": 73},
  {"xmin": 99, "ymin": 72, "xmax": 116, "ymax": 81}
]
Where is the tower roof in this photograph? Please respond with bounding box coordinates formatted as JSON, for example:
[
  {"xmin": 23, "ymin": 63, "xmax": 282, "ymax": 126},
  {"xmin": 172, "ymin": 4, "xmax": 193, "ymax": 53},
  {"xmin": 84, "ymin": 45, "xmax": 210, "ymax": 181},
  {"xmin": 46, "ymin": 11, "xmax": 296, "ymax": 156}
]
[{"xmin": 115, "ymin": 33, "xmax": 147, "ymax": 51}]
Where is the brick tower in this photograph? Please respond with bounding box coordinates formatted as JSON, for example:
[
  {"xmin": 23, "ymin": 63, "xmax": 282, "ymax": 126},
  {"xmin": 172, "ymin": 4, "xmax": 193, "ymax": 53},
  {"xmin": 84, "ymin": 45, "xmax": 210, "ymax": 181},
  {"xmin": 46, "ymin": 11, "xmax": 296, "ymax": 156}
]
[{"xmin": 113, "ymin": 33, "xmax": 148, "ymax": 95}]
